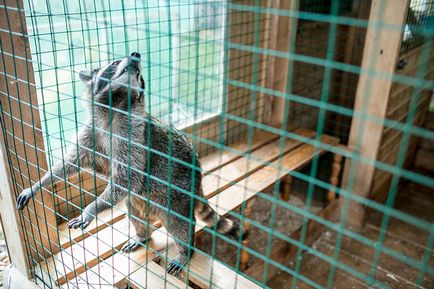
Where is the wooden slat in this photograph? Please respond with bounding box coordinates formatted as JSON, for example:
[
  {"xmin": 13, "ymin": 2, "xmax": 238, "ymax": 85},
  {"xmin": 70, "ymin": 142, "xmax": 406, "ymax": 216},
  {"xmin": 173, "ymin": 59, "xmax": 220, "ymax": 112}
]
[
  {"xmin": 126, "ymin": 262, "xmax": 193, "ymax": 289},
  {"xmin": 41, "ymin": 218, "xmax": 131, "ymax": 285},
  {"xmin": 56, "ymin": 129, "xmax": 280, "ymax": 250},
  {"xmin": 130, "ymin": 135, "xmax": 340, "ymax": 288},
  {"xmin": 64, "ymin": 134, "xmax": 338, "ymax": 287},
  {"xmin": 57, "ymin": 203, "xmax": 127, "ymax": 249},
  {"xmin": 200, "ymin": 129, "xmax": 279, "ymax": 173},
  {"xmin": 61, "ymin": 229, "xmax": 170, "ymax": 289},
  {"xmin": 202, "ymin": 128, "xmax": 315, "ymax": 198},
  {"xmin": 161, "ymin": 247, "xmax": 262, "ymax": 289},
  {"xmin": 57, "ymin": 132, "xmax": 337, "ymax": 287},
  {"xmin": 47, "ymin": 129, "xmax": 282, "ymax": 284},
  {"xmin": 207, "ymin": 135, "xmax": 339, "ymax": 218}
]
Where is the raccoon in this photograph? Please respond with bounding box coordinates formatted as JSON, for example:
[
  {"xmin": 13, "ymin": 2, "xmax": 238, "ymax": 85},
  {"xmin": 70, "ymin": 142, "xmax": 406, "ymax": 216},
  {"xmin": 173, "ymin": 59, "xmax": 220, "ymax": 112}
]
[{"xmin": 16, "ymin": 52, "xmax": 245, "ymax": 274}]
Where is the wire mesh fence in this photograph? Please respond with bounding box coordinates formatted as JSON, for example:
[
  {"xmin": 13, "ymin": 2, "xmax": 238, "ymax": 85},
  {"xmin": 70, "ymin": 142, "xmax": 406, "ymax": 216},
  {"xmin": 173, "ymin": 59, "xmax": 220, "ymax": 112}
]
[{"xmin": 0, "ymin": 0, "xmax": 433, "ymax": 288}]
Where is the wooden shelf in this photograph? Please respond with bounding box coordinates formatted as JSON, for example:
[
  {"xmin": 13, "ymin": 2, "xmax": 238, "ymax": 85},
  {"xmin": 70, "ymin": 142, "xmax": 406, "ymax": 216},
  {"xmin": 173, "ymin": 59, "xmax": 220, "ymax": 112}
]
[{"xmin": 35, "ymin": 128, "xmax": 340, "ymax": 288}]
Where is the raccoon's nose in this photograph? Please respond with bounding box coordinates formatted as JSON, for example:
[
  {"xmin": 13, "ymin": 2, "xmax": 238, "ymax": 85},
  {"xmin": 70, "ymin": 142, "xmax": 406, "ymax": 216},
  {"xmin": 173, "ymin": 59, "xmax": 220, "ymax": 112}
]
[{"xmin": 130, "ymin": 52, "xmax": 141, "ymax": 59}]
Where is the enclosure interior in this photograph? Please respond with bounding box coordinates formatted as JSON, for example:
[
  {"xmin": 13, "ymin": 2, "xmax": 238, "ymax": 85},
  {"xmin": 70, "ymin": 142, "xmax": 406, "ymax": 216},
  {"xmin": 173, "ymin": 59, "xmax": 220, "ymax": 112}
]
[{"xmin": 0, "ymin": 0, "xmax": 433, "ymax": 288}]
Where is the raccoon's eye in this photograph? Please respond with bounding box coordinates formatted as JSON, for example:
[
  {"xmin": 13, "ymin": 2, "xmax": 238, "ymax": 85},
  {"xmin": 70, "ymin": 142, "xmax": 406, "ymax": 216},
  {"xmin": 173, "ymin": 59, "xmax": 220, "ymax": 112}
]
[{"xmin": 123, "ymin": 68, "xmax": 128, "ymax": 73}]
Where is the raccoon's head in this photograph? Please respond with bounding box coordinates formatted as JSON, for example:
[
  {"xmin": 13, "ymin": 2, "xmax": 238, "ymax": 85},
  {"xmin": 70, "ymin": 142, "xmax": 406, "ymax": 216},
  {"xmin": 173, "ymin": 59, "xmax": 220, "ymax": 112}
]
[{"xmin": 79, "ymin": 52, "xmax": 145, "ymax": 111}]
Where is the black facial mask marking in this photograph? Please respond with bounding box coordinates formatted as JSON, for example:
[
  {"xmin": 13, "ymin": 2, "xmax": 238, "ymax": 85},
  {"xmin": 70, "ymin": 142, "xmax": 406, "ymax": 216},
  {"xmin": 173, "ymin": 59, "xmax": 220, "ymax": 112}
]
[{"xmin": 94, "ymin": 62, "xmax": 119, "ymax": 93}]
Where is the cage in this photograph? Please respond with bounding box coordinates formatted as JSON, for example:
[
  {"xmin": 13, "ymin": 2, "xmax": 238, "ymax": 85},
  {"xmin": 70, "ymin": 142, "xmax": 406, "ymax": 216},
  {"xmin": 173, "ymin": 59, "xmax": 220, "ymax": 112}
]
[{"xmin": 0, "ymin": 0, "xmax": 433, "ymax": 288}]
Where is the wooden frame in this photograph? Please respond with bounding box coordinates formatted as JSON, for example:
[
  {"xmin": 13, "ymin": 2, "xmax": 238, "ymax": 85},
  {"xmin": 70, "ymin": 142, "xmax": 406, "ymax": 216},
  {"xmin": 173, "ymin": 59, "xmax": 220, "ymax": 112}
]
[
  {"xmin": 0, "ymin": 134, "xmax": 30, "ymax": 277},
  {"xmin": 0, "ymin": 0, "xmax": 60, "ymax": 267},
  {"xmin": 2, "ymin": 0, "xmax": 428, "ymax": 287},
  {"xmin": 341, "ymin": 0, "xmax": 411, "ymax": 229}
]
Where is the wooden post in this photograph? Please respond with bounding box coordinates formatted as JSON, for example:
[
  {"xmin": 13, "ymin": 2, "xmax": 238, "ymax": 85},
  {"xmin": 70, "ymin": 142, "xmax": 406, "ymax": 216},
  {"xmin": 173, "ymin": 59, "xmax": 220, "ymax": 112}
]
[
  {"xmin": 341, "ymin": 0, "xmax": 410, "ymax": 229},
  {"xmin": 0, "ymin": 0, "xmax": 60, "ymax": 263},
  {"xmin": 280, "ymin": 175, "xmax": 292, "ymax": 201},
  {"xmin": 0, "ymin": 141, "xmax": 31, "ymax": 278},
  {"xmin": 239, "ymin": 199, "xmax": 255, "ymax": 271},
  {"xmin": 327, "ymin": 153, "xmax": 343, "ymax": 204},
  {"xmin": 269, "ymin": 0, "xmax": 300, "ymax": 126},
  {"xmin": 331, "ymin": 0, "xmax": 371, "ymax": 139}
]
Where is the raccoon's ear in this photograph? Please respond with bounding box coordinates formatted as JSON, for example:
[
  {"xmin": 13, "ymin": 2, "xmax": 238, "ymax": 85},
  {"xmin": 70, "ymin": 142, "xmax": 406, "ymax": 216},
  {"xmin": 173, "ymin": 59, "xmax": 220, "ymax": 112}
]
[{"xmin": 79, "ymin": 69, "xmax": 93, "ymax": 84}]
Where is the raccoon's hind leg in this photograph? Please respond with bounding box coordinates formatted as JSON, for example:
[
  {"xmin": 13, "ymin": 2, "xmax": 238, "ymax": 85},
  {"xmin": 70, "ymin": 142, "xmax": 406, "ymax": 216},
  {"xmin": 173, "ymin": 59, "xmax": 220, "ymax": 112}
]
[
  {"xmin": 122, "ymin": 200, "xmax": 156, "ymax": 252},
  {"xmin": 162, "ymin": 202, "xmax": 196, "ymax": 275}
]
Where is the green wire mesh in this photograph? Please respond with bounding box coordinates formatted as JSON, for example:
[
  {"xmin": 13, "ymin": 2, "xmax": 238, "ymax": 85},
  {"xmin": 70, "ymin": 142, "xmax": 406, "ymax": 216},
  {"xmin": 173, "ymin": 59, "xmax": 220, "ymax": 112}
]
[{"xmin": 0, "ymin": 0, "xmax": 433, "ymax": 288}]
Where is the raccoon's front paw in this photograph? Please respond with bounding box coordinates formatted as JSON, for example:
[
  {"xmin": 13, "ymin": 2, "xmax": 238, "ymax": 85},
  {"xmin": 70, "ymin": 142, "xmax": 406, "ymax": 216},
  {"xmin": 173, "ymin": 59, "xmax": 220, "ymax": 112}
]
[
  {"xmin": 121, "ymin": 235, "xmax": 149, "ymax": 252},
  {"xmin": 67, "ymin": 213, "xmax": 93, "ymax": 229},
  {"xmin": 16, "ymin": 188, "xmax": 34, "ymax": 210},
  {"xmin": 167, "ymin": 254, "xmax": 188, "ymax": 275}
]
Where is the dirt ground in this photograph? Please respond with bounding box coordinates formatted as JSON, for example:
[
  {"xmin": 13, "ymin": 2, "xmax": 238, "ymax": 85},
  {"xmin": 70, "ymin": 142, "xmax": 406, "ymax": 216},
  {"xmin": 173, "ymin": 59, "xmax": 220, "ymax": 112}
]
[
  {"xmin": 197, "ymin": 178, "xmax": 434, "ymax": 288},
  {"xmin": 269, "ymin": 181, "xmax": 433, "ymax": 288}
]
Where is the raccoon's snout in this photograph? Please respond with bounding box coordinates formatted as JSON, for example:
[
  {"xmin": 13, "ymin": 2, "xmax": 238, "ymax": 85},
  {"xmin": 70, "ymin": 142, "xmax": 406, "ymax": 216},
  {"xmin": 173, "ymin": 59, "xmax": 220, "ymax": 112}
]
[
  {"xmin": 128, "ymin": 52, "xmax": 141, "ymax": 73},
  {"xmin": 130, "ymin": 52, "xmax": 141, "ymax": 59}
]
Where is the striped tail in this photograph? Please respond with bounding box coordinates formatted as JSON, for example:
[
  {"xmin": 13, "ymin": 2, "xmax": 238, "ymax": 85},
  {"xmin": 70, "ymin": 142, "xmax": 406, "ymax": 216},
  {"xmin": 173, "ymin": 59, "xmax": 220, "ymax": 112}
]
[{"xmin": 195, "ymin": 199, "xmax": 247, "ymax": 241}]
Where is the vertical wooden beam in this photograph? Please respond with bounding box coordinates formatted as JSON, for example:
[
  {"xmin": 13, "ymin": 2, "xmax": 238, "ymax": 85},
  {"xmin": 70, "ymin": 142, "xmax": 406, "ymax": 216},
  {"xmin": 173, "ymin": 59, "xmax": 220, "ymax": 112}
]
[
  {"xmin": 341, "ymin": 0, "xmax": 410, "ymax": 229},
  {"xmin": 270, "ymin": 0, "xmax": 300, "ymax": 126},
  {"xmin": 0, "ymin": 0, "xmax": 60, "ymax": 263},
  {"xmin": 262, "ymin": 0, "xmax": 280, "ymax": 124},
  {"xmin": 331, "ymin": 0, "xmax": 371, "ymax": 140},
  {"xmin": 0, "ymin": 141, "xmax": 30, "ymax": 277},
  {"xmin": 239, "ymin": 199, "xmax": 255, "ymax": 271},
  {"xmin": 280, "ymin": 175, "xmax": 292, "ymax": 201},
  {"xmin": 327, "ymin": 153, "xmax": 342, "ymax": 205}
]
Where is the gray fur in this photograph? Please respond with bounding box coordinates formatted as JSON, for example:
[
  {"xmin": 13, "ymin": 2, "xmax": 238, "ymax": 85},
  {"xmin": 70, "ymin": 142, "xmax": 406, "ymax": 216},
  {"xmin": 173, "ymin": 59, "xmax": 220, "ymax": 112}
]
[{"xmin": 16, "ymin": 52, "xmax": 244, "ymax": 275}]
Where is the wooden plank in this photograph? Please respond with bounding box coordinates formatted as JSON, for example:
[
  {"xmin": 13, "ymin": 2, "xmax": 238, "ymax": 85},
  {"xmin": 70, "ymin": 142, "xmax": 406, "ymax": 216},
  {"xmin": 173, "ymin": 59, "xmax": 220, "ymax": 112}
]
[
  {"xmin": 55, "ymin": 129, "xmax": 280, "ymax": 250},
  {"xmin": 207, "ymin": 135, "xmax": 339, "ymax": 218},
  {"xmin": 57, "ymin": 203, "xmax": 127, "ymax": 249},
  {"xmin": 200, "ymin": 129, "xmax": 279, "ymax": 173},
  {"xmin": 61, "ymin": 230, "xmax": 168, "ymax": 289},
  {"xmin": 61, "ymin": 134, "xmax": 338, "ymax": 287},
  {"xmin": 48, "ymin": 129, "xmax": 283, "ymax": 283},
  {"xmin": 202, "ymin": 128, "xmax": 315, "ymax": 198},
  {"xmin": 126, "ymin": 262, "xmax": 192, "ymax": 289},
  {"xmin": 161, "ymin": 247, "xmax": 262, "ymax": 289},
  {"xmin": 156, "ymin": 135, "xmax": 340, "ymax": 287},
  {"xmin": 40, "ymin": 218, "xmax": 131, "ymax": 285},
  {"xmin": 54, "ymin": 173, "xmax": 107, "ymax": 222},
  {"xmin": 341, "ymin": 0, "xmax": 410, "ymax": 229}
]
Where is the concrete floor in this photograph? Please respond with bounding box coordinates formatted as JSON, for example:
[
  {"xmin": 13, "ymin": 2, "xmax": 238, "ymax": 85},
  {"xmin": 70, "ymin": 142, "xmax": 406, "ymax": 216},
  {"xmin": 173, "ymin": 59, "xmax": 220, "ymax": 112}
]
[{"xmin": 268, "ymin": 180, "xmax": 434, "ymax": 289}]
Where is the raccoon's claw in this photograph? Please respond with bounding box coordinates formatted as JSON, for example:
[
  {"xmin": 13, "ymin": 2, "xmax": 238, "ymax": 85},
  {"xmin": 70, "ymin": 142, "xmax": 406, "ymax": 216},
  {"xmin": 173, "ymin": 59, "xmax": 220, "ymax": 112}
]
[
  {"xmin": 16, "ymin": 188, "xmax": 34, "ymax": 210},
  {"xmin": 167, "ymin": 253, "xmax": 188, "ymax": 275},
  {"xmin": 121, "ymin": 236, "xmax": 149, "ymax": 252},
  {"xmin": 67, "ymin": 214, "xmax": 92, "ymax": 229},
  {"xmin": 167, "ymin": 260, "xmax": 184, "ymax": 275}
]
